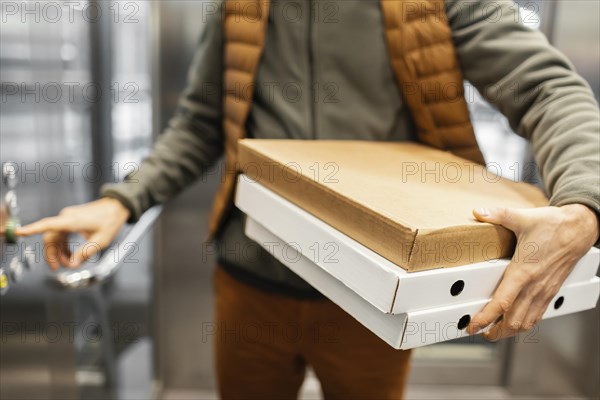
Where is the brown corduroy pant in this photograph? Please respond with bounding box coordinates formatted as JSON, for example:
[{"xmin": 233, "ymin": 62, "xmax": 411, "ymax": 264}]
[{"xmin": 213, "ymin": 267, "xmax": 413, "ymax": 400}]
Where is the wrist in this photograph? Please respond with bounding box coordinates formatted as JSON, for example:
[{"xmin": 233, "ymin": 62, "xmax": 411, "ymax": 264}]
[
  {"xmin": 562, "ymin": 203, "xmax": 600, "ymax": 245},
  {"xmin": 102, "ymin": 197, "xmax": 131, "ymax": 222}
]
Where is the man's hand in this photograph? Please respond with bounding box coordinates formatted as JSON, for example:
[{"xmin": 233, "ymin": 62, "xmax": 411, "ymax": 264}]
[
  {"xmin": 466, "ymin": 204, "xmax": 599, "ymax": 340},
  {"xmin": 16, "ymin": 198, "xmax": 130, "ymax": 270}
]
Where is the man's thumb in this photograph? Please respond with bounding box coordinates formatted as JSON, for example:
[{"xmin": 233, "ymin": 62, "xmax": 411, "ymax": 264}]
[
  {"xmin": 70, "ymin": 235, "xmax": 108, "ymax": 268},
  {"xmin": 473, "ymin": 207, "xmax": 523, "ymax": 231}
]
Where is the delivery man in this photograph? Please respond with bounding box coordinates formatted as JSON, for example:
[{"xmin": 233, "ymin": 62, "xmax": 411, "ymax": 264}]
[{"xmin": 17, "ymin": 0, "xmax": 600, "ymax": 398}]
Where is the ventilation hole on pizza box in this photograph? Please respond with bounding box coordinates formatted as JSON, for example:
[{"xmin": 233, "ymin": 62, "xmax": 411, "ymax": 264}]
[
  {"xmin": 554, "ymin": 296, "xmax": 564, "ymax": 310},
  {"xmin": 457, "ymin": 314, "xmax": 471, "ymax": 330},
  {"xmin": 450, "ymin": 280, "xmax": 465, "ymax": 296}
]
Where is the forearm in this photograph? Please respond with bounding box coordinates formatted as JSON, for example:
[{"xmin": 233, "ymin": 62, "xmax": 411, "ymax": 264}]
[
  {"xmin": 447, "ymin": 0, "xmax": 600, "ymax": 214},
  {"xmin": 101, "ymin": 115, "xmax": 224, "ymax": 222},
  {"xmin": 520, "ymin": 86, "xmax": 599, "ymax": 213}
]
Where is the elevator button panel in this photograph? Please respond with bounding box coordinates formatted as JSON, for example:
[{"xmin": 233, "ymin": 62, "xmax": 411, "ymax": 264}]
[{"xmin": 1, "ymin": 161, "xmax": 35, "ymax": 295}]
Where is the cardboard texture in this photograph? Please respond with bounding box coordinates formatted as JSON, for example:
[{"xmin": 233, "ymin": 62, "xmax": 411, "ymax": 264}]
[
  {"xmin": 245, "ymin": 217, "xmax": 600, "ymax": 349},
  {"xmin": 235, "ymin": 176, "xmax": 600, "ymax": 313},
  {"xmin": 237, "ymin": 139, "xmax": 548, "ymax": 272}
]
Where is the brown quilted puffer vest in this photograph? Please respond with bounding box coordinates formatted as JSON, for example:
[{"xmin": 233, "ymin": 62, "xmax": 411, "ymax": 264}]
[{"xmin": 209, "ymin": 0, "xmax": 485, "ymax": 237}]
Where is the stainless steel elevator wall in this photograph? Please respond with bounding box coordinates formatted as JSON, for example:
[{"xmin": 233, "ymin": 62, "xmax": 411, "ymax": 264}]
[{"xmin": 1, "ymin": 2, "xmax": 156, "ymax": 399}]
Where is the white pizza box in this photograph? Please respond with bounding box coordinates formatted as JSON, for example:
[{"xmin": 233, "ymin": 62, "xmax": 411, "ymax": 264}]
[
  {"xmin": 235, "ymin": 175, "xmax": 600, "ymax": 313},
  {"xmin": 245, "ymin": 217, "xmax": 600, "ymax": 349}
]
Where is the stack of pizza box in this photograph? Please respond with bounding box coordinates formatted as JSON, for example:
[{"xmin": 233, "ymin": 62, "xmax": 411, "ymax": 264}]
[{"xmin": 234, "ymin": 139, "xmax": 600, "ymax": 349}]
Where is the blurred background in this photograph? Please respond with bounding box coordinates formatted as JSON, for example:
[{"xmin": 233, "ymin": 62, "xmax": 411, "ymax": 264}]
[{"xmin": 0, "ymin": 1, "xmax": 598, "ymax": 399}]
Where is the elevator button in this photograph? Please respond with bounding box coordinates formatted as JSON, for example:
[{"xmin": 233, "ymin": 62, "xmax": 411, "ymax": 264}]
[
  {"xmin": 9, "ymin": 257, "xmax": 25, "ymax": 282},
  {"xmin": 2, "ymin": 162, "xmax": 17, "ymax": 190},
  {"xmin": 0, "ymin": 268, "xmax": 9, "ymax": 295},
  {"xmin": 5, "ymin": 217, "xmax": 19, "ymax": 244},
  {"xmin": 4, "ymin": 191, "xmax": 19, "ymax": 217}
]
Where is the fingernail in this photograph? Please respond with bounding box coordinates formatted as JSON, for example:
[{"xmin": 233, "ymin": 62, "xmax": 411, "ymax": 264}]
[{"xmin": 477, "ymin": 208, "xmax": 490, "ymax": 216}]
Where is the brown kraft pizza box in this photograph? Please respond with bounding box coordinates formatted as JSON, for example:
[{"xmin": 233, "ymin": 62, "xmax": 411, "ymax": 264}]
[{"xmin": 236, "ymin": 139, "xmax": 548, "ymax": 272}]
